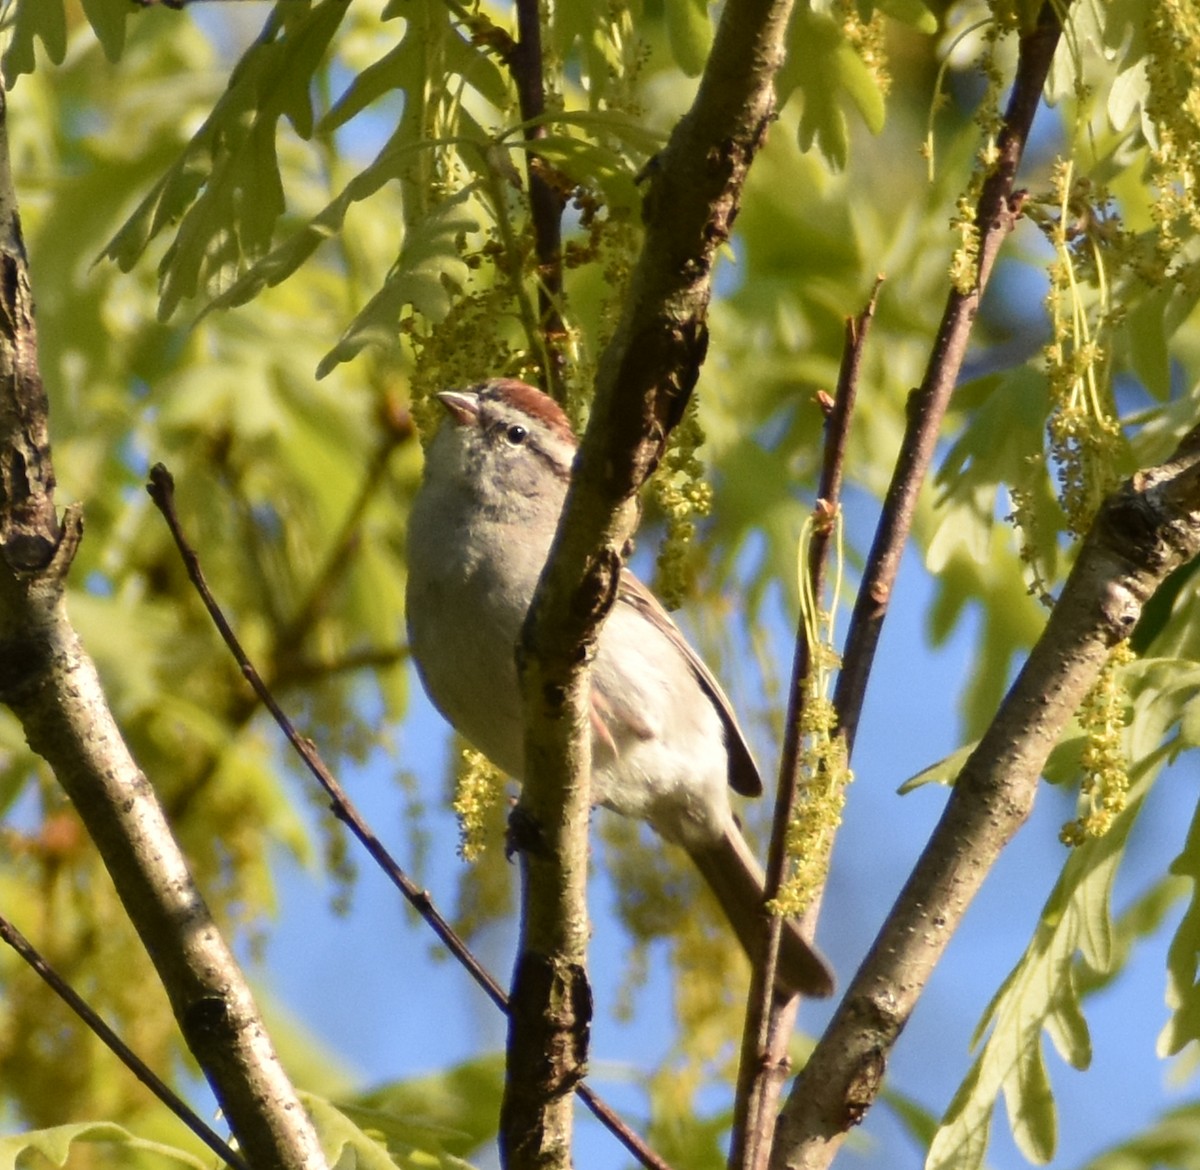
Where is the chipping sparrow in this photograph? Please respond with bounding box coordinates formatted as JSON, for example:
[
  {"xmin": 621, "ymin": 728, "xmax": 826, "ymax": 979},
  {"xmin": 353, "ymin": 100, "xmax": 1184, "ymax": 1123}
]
[{"xmin": 406, "ymin": 378, "xmax": 833, "ymax": 997}]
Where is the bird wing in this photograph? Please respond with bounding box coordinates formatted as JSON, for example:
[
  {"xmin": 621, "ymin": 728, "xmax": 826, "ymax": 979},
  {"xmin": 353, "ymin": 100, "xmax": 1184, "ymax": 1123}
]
[{"xmin": 615, "ymin": 572, "xmax": 763, "ymax": 797}]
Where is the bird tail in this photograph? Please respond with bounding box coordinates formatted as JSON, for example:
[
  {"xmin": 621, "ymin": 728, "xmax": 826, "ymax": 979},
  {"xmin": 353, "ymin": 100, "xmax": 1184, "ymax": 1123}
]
[{"xmin": 686, "ymin": 827, "xmax": 834, "ymax": 998}]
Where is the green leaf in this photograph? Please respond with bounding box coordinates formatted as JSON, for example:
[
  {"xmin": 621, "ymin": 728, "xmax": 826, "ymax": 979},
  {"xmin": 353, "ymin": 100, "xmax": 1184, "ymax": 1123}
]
[
  {"xmin": 1125, "ymin": 286, "xmax": 1173, "ymax": 399},
  {"xmin": 511, "ymin": 135, "xmax": 640, "ymax": 214},
  {"xmin": 303, "ymin": 1097, "xmax": 405, "ymax": 1170},
  {"xmin": 874, "ymin": 0, "xmax": 938, "ymax": 34},
  {"xmin": 897, "ymin": 741, "xmax": 977, "ymax": 792},
  {"xmin": 529, "ymin": 109, "xmax": 668, "ymax": 158},
  {"xmin": 0, "ymin": 1122, "xmax": 208, "ymax": 1170},
  {"xmin": 101, "ymin": 0, "xmax": 347, "ymax": 317},
  {"xmin": 664, "ymin": 0, "xmax": 712, "ymax": 78},
  {"xmin": 322, "ymin": 23, "xmax": 509, "ymax": 134},
  {"xmin": 1159, "ymin": 798, "xmax": 1200, "ymax": 1057},
  {"xmin": 928, "ymin": 779, "xmax": 1148, "ymax": 1170},
  {"xmin": 80, "ymin": 0, "xmax": 128, "ymax": 63},
  {"xmin": 352, "ymin": 1055, "xmax": 505, "ymax": 1158},
  {"xmin": 1079, "ymin": 1101, "xmax": 1200, "ymax": 1170},
  {"xmin": 778, "ymin": 8, "xmax": 887, "ymax": 169},
  {"xmin": 880, "ymin": 1086, "xmax": 941, "ymax": 1150},
  {"xmin": 316, "ymin": 196, "xmax": 480, "ymax": 378},
  {"xmin": 1005, "ymin": 1038, "xmax": 1056, "ymax": 1163},
  {"xmin": 2, "ymin": 0, "xmax": 67, "ymax": 81}
]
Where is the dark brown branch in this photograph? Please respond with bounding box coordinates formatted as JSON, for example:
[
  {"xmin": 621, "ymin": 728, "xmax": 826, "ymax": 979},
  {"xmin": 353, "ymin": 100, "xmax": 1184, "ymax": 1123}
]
[
  {"xmin": 770, "ymin": 455, "xmax": 1200, "ymax": 1160},
  {"xmin": 507, "ymin": 0, "xmax": 798, "ymax": 1164},
  {"xmin": 145, "ymin": 464, "xmax": 673, "ymax": 1170},
  {"xmin": 832, "ymin": 3, "xmax": 1064, "ymax": 756},
  {"xmin": 508, "ymin": 0, "xmax": 568, "ymax": 401},
  {"xmin": 729, "ymin": 281, "xmax": 879, "ymax": 1170},
  {"xmin": 0, "ymin": 911, "xmax": 251, "ymax": 1170}
]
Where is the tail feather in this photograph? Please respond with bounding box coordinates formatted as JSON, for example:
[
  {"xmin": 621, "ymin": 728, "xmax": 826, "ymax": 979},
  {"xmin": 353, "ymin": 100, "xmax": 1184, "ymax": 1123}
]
[{"xmin": 687, "ymin": 828, "xmax": 834, "ymax": 998}]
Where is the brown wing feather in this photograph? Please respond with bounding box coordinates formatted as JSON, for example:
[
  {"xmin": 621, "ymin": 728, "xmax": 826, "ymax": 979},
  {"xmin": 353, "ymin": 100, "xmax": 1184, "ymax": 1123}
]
[{"xmin": 616, "ymin": 573, "xmax": 763, "ymax": 797}]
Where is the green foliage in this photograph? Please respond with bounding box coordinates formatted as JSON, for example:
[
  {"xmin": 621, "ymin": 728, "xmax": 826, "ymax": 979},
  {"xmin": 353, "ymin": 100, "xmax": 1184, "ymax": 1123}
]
[
  {"xmin": 927, "ymin": 788, "xmax": 1133, "ymax": 1169},
  {"xmin": 305, "ymin": 1093, "xmax": 480, "ymax": 1170},
  {"xmin": 0, "ymin": 1123, "xmax": 208, "ymax": 1170},
  {"xmin": 1080, "ymin": 1101, "xmax": 1200, "ymax": 1170},
  {"xmin": 350, "ymin": 1056, "xmax": 505, "ymax": 1160},
  {"xmin": 104, "ymin": 1, "xmax": 350, "ymax": 318},
  {"xmin": 930, "ymin": 652, "xmax": 1200, "ymax": 1170}
]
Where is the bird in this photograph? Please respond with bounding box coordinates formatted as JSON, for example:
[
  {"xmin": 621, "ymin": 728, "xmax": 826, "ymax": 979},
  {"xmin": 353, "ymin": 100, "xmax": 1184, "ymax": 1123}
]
[{"xmin": 405, "ymin": 378, "xmax": 833, "ymax": 996}]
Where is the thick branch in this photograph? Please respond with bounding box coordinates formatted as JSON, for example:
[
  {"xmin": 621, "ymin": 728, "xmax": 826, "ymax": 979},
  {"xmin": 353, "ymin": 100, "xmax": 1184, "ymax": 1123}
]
[
  {"xmin": 832, "ymin": 2, "xmax": 1066, "ymax": 754},
  {"xmin": 503, "ymin": 1, "xmax": 797, "ymax": 1165},
  {"xmin": 0, "ymin": 78, "xmax": 326, "ymax": 1170},
  {"xmin": 772, "ymin": 426, "xmax": 1200, "ymax": 1168}
]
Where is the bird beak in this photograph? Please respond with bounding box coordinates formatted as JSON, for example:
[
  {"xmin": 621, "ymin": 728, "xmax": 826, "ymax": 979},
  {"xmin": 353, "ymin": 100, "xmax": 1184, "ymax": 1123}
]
[{"xmin": 435, "ymin": 390, "xmax": 480, "ymax": 426}]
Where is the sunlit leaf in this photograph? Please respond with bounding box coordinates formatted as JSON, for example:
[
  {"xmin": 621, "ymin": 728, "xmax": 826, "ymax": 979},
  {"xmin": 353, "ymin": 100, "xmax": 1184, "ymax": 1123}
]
[
  {"xmin": 664, "ymin": 0, "xmax": 712, "ymax": 78},
  {"xmin": 897, "ymin": 741, "xmax": 977, "ymax": 792},
  {"xmin": 928, "ymin": 781, "xmax": 1145, "ymax": 1170},
  {"xmin": 316, "ymin": 196, "xmax": 480, "ymax": 377},
  {"xmin": 0, "ymin": 1122, "xmax": 208, "ymax": 1170}
]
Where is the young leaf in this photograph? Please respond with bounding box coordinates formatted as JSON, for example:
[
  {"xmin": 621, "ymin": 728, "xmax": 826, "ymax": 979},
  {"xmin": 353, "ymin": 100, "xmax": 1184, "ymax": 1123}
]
[
  {"xmin": 927, "ymin": 781, "xmax": 1146, "ymax": 1170},
  {"xmin": 316, "ymin": 196, "xmax": 480, "ymax": 378},
  {"xmin": 664, "ymin": 0, "xmax": 712, "ymax": 78}
]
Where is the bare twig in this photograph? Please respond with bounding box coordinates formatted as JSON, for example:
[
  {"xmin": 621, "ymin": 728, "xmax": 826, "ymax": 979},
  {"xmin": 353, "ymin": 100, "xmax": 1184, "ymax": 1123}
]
[
  {"xmin": 169, "ymin": 424, "xmax": 410, "ymax": 821},
  {"xmin": 0, "ymin": 912, "xmax": 251, "ymax": 1170},
  {"xmin": 507, "ymin": 0, "xmax": 568, "ymax": 400},
  {"xmin": 145, "ymin": 464, "xmax": 674, "ymax": 1170},
  {"xmin": 832, "ymin": 4, "xmax": 1063, "ymax": 755},
  {"xmin": 729, "ymin": 281, "xmax": 879, "ymax": 1170},
  {"xmin": 277, "ymin": 425, "xmax": 410, "ymax": 657},
  {"xmin": 148, "ymin": 463, "xmax": 510, "ymax": 1011}
]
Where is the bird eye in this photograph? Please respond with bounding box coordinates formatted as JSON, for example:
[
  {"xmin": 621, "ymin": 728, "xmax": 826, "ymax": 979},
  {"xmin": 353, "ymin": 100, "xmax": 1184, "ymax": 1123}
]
[{"xmin": 504, "ymin": 424, "xmax": 527, "ymax": 446}]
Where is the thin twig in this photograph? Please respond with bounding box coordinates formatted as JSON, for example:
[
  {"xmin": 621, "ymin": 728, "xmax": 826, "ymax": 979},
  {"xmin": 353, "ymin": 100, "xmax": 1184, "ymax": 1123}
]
[
  {"xmin": 729, "ymin": 280, "xmax": 879, "ymax": 1170},
  {"xmin": 277, "ymin": 427, "xmax": 409, "ymax": 655},
  {"xmin": 508, "ymin": 0, "xmax": 567, "ymax": 401},
  {"xmin": 832, "ymin": 5, "xmax": 1057, "ymax": 757},
  {"xmin": 169, "ymin": 428, "xmax": 408, "ymax": 821},
  {"xmin": 0, "ymin": 912, "xmax": 251, "ymax": 1170},
  {"xmin": 146, "ymin": 463, "xmax": 674, "ymax": 1170}
]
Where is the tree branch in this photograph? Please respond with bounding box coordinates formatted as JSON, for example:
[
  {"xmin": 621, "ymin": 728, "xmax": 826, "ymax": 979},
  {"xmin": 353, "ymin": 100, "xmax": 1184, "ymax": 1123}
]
[
  {"xmin": 730, "ymin": 281, "xmax": 879, "ymax": 1170},
  {"xmin": 832, "ymin": 2, "xmax": 1067, "ymax": 755},
  {"xmin": 0, "ymin": 78, "xmax": 326, "ymax": 1170},
  {"xmin": 772, "ymin": 422, "xmax": 1200, "ymax": 1167},
  {"xmin": 503, "ymin": 0, "xmax": 797, "ymax": 1165}
]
